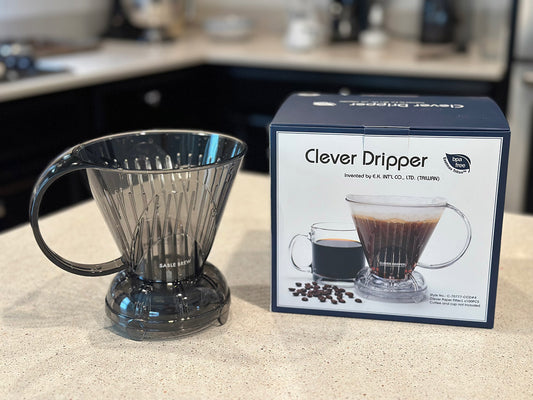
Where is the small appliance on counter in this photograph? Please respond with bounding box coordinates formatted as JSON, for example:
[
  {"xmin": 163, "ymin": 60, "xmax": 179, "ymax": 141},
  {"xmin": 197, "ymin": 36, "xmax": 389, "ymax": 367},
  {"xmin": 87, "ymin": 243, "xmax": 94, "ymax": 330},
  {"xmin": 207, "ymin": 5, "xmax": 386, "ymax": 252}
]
[
  {"xmin": 417, "ymin": 0, "xmax": 473, "ymax": 59},
  {"xmin": 0, "ymin": 41, "xmax": 43, "ymax": 82},
  {"xmin": 359, "ymin": 1, "xmax": 387, "ymax": 48},
  {"xmin": 419, "ymin": 0, "xmax": 456, "ymax": 44},
  {"xmin": 329, "ymin": 0, "xmax": 369, "ymax": 42},
  {"xmin": 0, "ymin": 38, "xmax": 99, "ymax": 82},
  {"xmin": 284, "ymin": 0, "xmax": 327, "ymax": 51},
  {"xmin": 105, "ymin": 0, "xmax": 188, "ymax": 41},
  {"xmin": 29, "ymin": 130, "xmax": 246, "ymax": 340}
]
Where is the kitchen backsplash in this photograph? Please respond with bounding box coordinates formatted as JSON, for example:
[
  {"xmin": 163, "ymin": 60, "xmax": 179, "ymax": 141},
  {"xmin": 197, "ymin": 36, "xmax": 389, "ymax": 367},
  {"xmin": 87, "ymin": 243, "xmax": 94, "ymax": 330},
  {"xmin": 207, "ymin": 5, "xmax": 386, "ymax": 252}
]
[
  {"xmin": 0, "ymin": 0, "xmax": 108, "ymax": 17},
  {"xmin": 0, "ymin": 0, "xmax": 110, "ymax": 39},
  {"xmin": 0, "ymin": 0, "xmax": 329, "ymax": 39},
  {"xmin": 197, "ymin": 0, "xmax": 329, "ymax": 33},
  {"xmin": 0, "ymin": 0, "xmax": 512, "ymax": 61}
]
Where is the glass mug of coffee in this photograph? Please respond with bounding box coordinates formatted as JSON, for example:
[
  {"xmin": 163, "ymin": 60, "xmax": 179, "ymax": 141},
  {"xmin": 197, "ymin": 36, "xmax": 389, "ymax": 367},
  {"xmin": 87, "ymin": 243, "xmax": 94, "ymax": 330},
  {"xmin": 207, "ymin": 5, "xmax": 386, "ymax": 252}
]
[
  {"xmin": 289, "ymin": 222, "xmax": 365, "ymax": 284},
  {"xmin": 345, "ymin": 195, "xmax": 472, "ymax": 302}
]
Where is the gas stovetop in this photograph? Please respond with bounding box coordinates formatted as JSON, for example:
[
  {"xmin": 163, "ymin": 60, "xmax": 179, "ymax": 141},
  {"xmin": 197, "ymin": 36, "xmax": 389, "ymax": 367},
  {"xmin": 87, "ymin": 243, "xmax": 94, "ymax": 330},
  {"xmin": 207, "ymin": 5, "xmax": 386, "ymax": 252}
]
[{"xmin": 0, "ymin": 38, "xmax": 100, "ymax": 82}]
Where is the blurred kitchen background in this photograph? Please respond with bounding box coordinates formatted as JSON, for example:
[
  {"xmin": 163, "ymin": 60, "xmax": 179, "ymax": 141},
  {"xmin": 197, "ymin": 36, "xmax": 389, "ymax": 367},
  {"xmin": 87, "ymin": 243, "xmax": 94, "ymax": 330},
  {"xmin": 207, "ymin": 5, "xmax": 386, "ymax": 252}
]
[{"xmin": 0, "ymin": 0, "xmax": 527, "ymax": 231}]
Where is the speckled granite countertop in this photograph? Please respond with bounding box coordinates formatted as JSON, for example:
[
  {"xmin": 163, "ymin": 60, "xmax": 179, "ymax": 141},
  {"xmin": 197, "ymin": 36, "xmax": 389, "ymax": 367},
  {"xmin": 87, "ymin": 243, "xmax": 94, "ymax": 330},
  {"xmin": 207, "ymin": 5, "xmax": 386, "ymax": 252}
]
[{"xmin": 1, "ymin": 172, "xmax": 531, "ymax": 399}]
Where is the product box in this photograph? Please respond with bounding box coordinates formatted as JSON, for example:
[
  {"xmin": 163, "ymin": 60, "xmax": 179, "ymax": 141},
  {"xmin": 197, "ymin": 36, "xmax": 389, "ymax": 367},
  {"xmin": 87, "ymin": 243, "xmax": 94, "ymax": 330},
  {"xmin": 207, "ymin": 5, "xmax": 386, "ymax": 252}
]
[{"xmin": 270, "ymin": 94, "xmax": 510, "ymax": 328}]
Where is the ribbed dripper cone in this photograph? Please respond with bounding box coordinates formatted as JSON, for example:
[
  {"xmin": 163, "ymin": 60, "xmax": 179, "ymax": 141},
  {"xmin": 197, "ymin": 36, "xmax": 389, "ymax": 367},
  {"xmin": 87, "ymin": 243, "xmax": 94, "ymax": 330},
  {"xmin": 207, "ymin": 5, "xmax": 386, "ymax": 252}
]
[{"xmin": 84, "ymin": 131, "xmax": 244, "ymax": 282}]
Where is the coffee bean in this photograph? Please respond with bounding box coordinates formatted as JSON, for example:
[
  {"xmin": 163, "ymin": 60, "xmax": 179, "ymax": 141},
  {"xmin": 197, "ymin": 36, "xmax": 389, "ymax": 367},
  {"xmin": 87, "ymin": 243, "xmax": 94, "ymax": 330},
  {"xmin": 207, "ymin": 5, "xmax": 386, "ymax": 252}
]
[{"xmin": 291, "ymin": 281, "xmax": 359, "ymax": 306}]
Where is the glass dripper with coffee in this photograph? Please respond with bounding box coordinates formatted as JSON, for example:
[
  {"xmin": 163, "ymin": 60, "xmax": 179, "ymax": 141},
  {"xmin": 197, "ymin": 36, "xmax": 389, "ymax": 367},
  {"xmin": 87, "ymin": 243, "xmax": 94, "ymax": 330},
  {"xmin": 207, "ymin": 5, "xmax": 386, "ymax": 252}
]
[
  {"xmin": 346, "ymin": 195, "xmax": 471, "ymax": 303},
  {"xmin": 30, "ymin": 130, "xmax": 246, "ymax": 339}
]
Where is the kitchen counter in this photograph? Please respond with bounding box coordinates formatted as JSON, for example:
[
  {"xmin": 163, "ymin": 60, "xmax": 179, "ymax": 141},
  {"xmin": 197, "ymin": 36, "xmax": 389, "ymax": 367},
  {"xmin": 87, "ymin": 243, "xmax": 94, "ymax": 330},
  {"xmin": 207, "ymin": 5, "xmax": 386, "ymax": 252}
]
[
  {"xmin": 1, "ymin": 171, "xmax": 532, "ymax": 399},
  {"xmin": 0, "ymin": 30, "xmax": 506, "ymax": 103}
]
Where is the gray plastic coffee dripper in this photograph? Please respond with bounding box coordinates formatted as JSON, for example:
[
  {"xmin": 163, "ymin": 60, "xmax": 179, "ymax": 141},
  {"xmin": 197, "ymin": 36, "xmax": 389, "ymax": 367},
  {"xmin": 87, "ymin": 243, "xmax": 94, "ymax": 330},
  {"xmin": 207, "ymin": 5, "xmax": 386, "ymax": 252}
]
[{"xmin": 29, "ymin": 129, "xmax": 246, "ymax": 340}]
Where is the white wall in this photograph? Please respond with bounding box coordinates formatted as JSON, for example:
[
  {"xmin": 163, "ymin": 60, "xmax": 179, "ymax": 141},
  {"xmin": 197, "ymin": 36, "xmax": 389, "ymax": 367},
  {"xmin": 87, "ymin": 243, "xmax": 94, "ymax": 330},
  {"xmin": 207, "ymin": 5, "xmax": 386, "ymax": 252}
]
[
  {"xmin": 0, "ymin": 0, "xmax": 108, "ymax": 17},
  {"xmin": 0, "ymin": 0, "xmax": 294, "ymax": 39},
  {"xmin": 0, "ymin": 0, "xmax": 110, "ymax": 39},
  {"xmin": 0, "ymin": 0, "xmax": 513, "ymax": 45}
]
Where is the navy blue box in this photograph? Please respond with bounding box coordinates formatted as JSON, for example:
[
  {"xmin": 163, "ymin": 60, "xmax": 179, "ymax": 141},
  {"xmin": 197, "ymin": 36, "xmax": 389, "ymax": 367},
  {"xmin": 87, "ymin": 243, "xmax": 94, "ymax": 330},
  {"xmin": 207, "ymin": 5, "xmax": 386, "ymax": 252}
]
[{"xmin": 270, "ymin": 94, "xmax": 510, "ymax": 328}]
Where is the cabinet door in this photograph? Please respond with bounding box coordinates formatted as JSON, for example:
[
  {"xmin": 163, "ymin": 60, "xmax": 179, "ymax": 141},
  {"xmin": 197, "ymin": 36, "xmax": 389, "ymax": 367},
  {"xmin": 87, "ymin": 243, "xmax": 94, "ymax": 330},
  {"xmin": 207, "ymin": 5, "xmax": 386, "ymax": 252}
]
[
  {"xmin": 93, "ymin": 67, "xmax": 218, "ymax": 134},
  {"xmin": 0, "ymin": 89, "xmax": 94, "ymax": 230}
]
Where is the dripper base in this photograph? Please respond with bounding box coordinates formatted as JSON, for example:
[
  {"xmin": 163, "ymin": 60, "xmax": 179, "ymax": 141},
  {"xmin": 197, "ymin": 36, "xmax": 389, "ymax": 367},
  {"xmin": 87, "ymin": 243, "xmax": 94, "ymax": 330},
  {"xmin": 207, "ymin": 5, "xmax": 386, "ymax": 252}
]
[
  {"xmin": 355, "ymin": 268, "xmax": 427, "ymax": 303},
  {"xmin": 105, "ymin": 262, "xmax": 230, "ymax": 340}
]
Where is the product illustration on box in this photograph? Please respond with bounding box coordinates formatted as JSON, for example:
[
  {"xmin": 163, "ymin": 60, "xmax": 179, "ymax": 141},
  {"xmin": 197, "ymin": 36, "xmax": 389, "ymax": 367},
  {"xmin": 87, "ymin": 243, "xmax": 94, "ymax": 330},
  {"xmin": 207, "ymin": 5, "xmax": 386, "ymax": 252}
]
[{"xmin": 346, "ymin": 195, "xmax": 471, "ymax": 303}]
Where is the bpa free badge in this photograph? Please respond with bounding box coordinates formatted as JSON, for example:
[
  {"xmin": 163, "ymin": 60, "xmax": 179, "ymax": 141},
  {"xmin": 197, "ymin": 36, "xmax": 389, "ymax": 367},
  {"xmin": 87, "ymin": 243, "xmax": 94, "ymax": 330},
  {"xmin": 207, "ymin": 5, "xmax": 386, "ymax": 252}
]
[{"xmin": 444, "ymin": 153, "xmax": 471, "ymax": 173}]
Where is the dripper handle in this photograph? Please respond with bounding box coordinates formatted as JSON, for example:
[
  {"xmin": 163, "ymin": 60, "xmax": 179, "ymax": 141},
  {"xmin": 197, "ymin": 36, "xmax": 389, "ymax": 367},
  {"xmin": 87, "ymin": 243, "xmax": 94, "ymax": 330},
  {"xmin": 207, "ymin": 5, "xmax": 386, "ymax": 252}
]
[
  {"xmin": 417, "ymin": 203, "xmax": 472, "ymax": 270},
  {"xmin": 29, "ymin": 150, "xmax": 125, "ymax": 276}
]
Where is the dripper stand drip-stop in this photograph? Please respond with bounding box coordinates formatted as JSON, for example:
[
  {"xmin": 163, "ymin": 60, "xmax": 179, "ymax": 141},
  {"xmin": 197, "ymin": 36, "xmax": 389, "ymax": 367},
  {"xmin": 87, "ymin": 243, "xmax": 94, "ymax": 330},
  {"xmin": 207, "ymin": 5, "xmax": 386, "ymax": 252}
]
[{"xmin": 105, "ymin": 262, "xmax": 230, "ymax": 340}]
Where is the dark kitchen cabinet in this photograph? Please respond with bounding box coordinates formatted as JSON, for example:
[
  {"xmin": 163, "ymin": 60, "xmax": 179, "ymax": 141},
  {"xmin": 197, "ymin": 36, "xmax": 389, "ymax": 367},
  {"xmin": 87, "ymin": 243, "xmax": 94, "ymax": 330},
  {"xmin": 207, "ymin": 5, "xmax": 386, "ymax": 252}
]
[
  {"xmin": 91, "ymin": 66, "xmax": 220, "ymax": 134},
  {"xmin": 0, "ymin": 88, "xmax": 96, "ymax": 230},
  {"xmin": 0, "ymin": 67, "xmax": 220, "ymax": 231}
]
